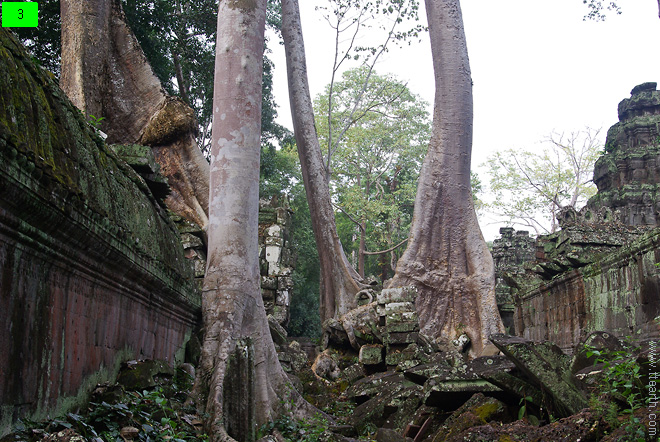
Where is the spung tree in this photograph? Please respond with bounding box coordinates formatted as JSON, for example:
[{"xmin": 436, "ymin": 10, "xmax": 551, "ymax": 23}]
[
  {"xmin": 385, "ymin": 0, "xmax": 504, "ymax": 358},
  {"xmin": 15, "ymin": 0, "xmax": 288, "ymax": 163},
  {"xmin": 192, "ymin": 1, "xmax": 313, "ymax": 440},
  {"xmin": 59, "ymin": 0, "xmax": 210, "ymax": 231}
]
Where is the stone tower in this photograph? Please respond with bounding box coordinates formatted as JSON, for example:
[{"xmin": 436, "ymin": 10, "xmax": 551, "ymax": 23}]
[{"xmin": 587, "ymin": 82, "xmax": 660, "ymax": 225}]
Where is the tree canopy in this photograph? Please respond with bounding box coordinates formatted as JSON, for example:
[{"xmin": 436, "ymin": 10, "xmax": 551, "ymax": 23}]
[
  {"xmin": 314, "ymin": 67, "xmax": 430, "ymax": 279},
  {"xmin": 483, "ymin": 128, "xmax": 602, "ymax": 234}
]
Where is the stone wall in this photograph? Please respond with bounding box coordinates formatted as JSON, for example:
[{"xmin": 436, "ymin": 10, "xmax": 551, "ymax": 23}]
[
  {"xmin": 509, "ymin": 83, "xmax": 660, "ymax": 352},
  {"xmin": 514, "ymin": 229, "xmax": 660, "ymax": 352},
  {"xmin": 0, "ymin": 29, "xmax": 200, "ymax": 434}
]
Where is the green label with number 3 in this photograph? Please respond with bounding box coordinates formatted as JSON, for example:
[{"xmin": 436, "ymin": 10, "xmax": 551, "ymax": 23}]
[{"xmin": 2, "ymin": 2, "xmax": 38, "ymax": 27}]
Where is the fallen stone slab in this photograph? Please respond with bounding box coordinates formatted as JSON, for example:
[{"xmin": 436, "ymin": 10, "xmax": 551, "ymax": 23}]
[
  {"xmin": 375, "ymin": 427, "xmax": 413, "ymax": 442},
  {"xmin": 403, "ymin": 353, "xmax": 454, "ymax": 385},
  {"xmin": 429, "ymin": 392, "xmax": 509, "ymax": 442},
  {"xmin": 360, "ymin": 344, "xmax": 385, "ymax": 365},
  {"xmin": 469, "ymin": 356, "xmax": 544, "ymax": 409},
  {"xmin": 423, "ymin": 375, "xmax": 501, "ymax": 409},
  {"xmin": 571, "ymin": 331, "xmax": 626, "ymax": 375},
  {"xmin": 490, "ymin": 334, "xmax": 588, "ymax": 417},
  {"xmin": 346, "ymin": 372, "xmax": 419, "ymax": 403},
  {"xmin": 351, "ymin": 381, "xmax": 423, "ymax": 435},
  {"xmin": 442, "ymin": 408, "xmax": 606, "ymax": 442}
]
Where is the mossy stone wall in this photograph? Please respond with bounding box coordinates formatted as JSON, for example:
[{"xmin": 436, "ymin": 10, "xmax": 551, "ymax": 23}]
[
  {"xmin": 0, "ymin": 29, "xmax": 200, "ymax": 435},
  {"xmin": 514, "ymin": 229, "xmax": 660, "ymax": 352}
]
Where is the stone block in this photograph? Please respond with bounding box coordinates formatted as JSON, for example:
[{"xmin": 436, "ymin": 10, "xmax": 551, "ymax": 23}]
[
  {"xmin": 278, "ymin": 276, "xmax": 294, "ymax": 290},
  {"xmin": 116, "ymin": 360, "xmax": 174, "ymax": 391},
  {"xmin": 265, "ymin": 236, "xmax": 283, "ymax": 247},
  {"xmin": 423, "ymin": 376, "xmax": 500, "ymax": 408},
  {"xmin": 359, "ymin": 344, "xmax": 384, "ymax": 365},
  {"xmin": 384, "ymin": 321, "xmax": 419, "ymax": 334},
  {"xmin": 385, "ymin": 311, "xmax": 418, "ymax": 324},
  {"xmin": 268, "ymin": 315, "xmax": 288, "ymax": 346},
  {"xmin": 383, "ymin": 331, "xmax": 418, "ymax": 345},
  {"xmin": 266, "ymin": 224, "xmax": 282, "ymax": 238},
  {"xmin": 490, "ymin": 334, "xmax": 587, "ymax": 417},
  {"xmin": 383, "ymin": 302, "xmax": 415, "ymax": 316},
  {"xmin": 429, "ymin": 393, "xmax": 508, "ymax": 442},
  {"xmin": 180, "ymin": 232, "xmax": 203, "ymax": 249},
  {"xmin": 377, "ymin": 287, "xmax": 417, "ymax": 305},
  {"xmin": 385, "ymin": 348, "xmax": 410, "ymax": 367},
  {"xmin": 341, "ymin": 363, "xmax": 366, "ymax": 384},
  {"xmin": 265, "ymin": 245, "xmax": 281, "ymax": 265},
  {"xmin": 261, "ymin": 276, "xmax": 277, "ymax": 290},
  {"xmin": 271, "ymin": 305, "xmax": 288, "ymax": 324},
  {"xmin": 275, "ymin": 290, "xmax": 289, "ymax": 306},
  {"xmin": 193, "ymin": 259, "xmax": 206, "ymax": 278},
  {"xmin": 261, "ymin": 289, "xmax": 275, "ymax": 301}
]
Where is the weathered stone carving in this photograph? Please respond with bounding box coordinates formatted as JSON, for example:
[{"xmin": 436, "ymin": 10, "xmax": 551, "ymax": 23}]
[
  {"xmin": 259, "ymin": 197, "xmax": 295, "ymax": 326},
  {"xmin": 587, "ymin": 82, "xmax": 660, "ymax": 226},
  {"xmin": 492, "ymin": 227, "xmax": 536, "ymax": 332}
]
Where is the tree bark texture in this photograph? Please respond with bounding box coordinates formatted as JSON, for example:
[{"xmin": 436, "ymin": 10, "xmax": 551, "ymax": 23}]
[
  {"xmin": 387, "ymin": 0, "xmax": 504, "ymax": 357},
  {"xmin": 60, "ymin": 0, "xmax": 210, "ymax": 231},
  {"xmin": 281, "ymin": 0, "xmax": 365, "ymax": 326},
  {"xmin": 194, "ymin": 2, "xmax": 308, "ymax": 440}
]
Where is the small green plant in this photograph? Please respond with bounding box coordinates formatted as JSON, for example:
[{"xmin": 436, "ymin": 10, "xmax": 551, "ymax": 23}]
[
  {"xmin": 518, "ymin": 395, "xmax": 532, "ymax": 421},
  {"xmin": 12, "ymin": 367, "xmax": 206, "ymax": 442},
  {"xmin": 88, "ymin": 114, "xmax": 105, "ymax": 129},
  {"xmin": 585, "ymin": 342, "xmax": 649, "ymax": 440},
  {"xmin": 517, "ymin": 395, "xmax": 540, "ymax": 426},
  {"xmin": 259, "ymin": 412, "xmax": 330, "ymax": 442},
  {"xmin": 585, "ymin": 346, "xmax": 646, "ymax": 414}
]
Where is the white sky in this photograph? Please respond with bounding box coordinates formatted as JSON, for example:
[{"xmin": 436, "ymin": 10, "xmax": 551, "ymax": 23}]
[{"xmin": 268, "ymin": 1, "xmax": 660, "ymax": 240}]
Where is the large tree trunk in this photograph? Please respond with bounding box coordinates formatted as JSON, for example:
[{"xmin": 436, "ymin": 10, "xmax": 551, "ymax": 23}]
[
  {"xmin": 387, "ymin": 0, "xmax": 504, "ymax": 358},
  {"xmin": 191, "ymin": 2, "xmax": 310, "ymax": 441},
  {"xmin": 60, "ymin": 0, "xmax": 209, "ymax": 231},
  {"xmin": 281, "ymin": 0, "xmax": 365, "ymax": 325}
]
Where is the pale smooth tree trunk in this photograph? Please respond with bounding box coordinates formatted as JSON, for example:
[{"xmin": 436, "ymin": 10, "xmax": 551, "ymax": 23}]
[
  {"xmin": 387, "ymin": 0, "xmax": 504, "ymax": 357},
  {"xmin": 60, "ymin": 0, "xmax": 210, "ymax": 232},
  {"xmin": 281, "ymin": 0, "xmax": 365, "ymax": 325},
  {"xmin": 192, "ymin": 1, "xmax": 309, "ymax": 440}
]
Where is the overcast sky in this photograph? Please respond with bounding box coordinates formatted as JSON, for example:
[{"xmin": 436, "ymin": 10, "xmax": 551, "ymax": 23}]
[{"xmin": 267, "ymin": 1, "xmax": 660, "ymax": 240}]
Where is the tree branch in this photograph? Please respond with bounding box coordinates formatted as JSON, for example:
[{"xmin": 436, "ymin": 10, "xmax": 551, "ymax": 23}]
[{"xmin": 363, "ymin": 237, "xmax": 408, "ymax": 255}]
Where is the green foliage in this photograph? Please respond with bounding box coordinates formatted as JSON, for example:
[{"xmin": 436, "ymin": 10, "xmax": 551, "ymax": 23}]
[
  {"xmin": 11, "ymin": 0, "xmax": 61, "ymax": 75},
  {"xmin": 585, "ymin": 343, "xmax": 648, "ymax": 440},
  {"xmin": 288, "ymin": 181, "xmax": 323, "ymax": 338},
  {"xmin": 88, "ymin": 115, "xmax": 106, "ymax": 128},
  {"xmin": 258, "ymin": 412, "xmax": 329, "ymax": 442},
  {"xmin": 315, "ymin": 0, "xmax": 426, "ymax": 65},
  {"xmin": 585, "ymin": 346, "xmax": 647, "ymax": 414},
  {"xmin": 14, "ymin": 368, "xmax": 206, "ymax": 442},
  {"xmin": 13, "ymin": 0, "xmax": 289, "ymax": 162},
  {"xmin": 314, "ymin": 67, "xmax": 430, "ymax": 279}
]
